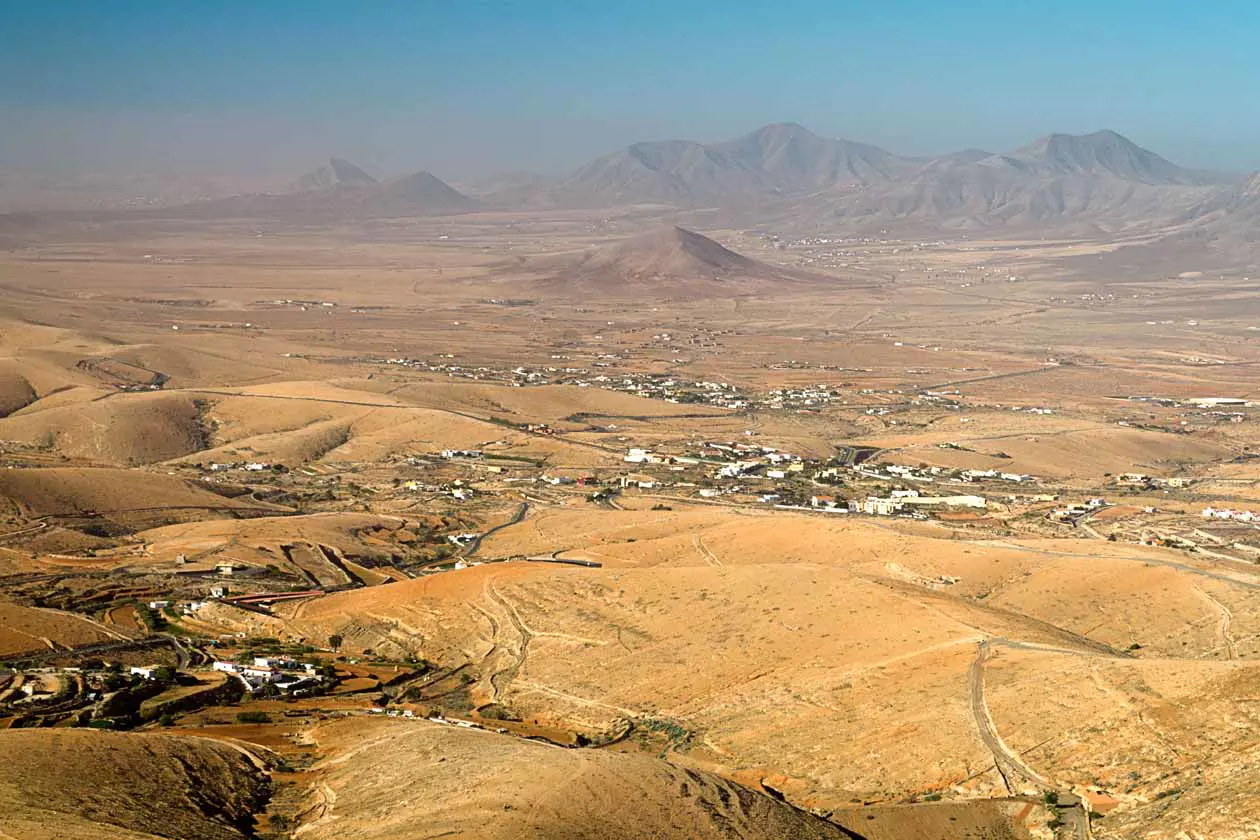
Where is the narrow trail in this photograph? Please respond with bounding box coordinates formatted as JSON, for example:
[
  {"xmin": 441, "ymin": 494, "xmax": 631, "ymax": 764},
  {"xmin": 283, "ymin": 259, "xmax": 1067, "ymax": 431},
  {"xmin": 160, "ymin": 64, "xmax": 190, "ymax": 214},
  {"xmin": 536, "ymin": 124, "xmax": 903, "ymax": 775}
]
[
  {"xmin": 32, "ymin": 606, "xmax": 131, "ymax": 642},
  {"xmin": 512, "ymin": 682, "xmax": 640, "ymax": 717},
  {"xmin": 692, "ymin": 534, "xmax": 723, "ymax": 567},
  {"xmin": 293, "ymin": 782, "xmax": 337, "ymax": 838},
  {"xmin": 973, "ymin": 539, "xmax": 1260, "ymax": 592},
  {"xmin": 211, "ymin": 737, "xmax": 277, "ymax": 773},
  {"xmin": 1192, "ymin": 585, "xmax": 1237, "ymax": 660},
  {"xmin": 865, "ymin": 575, "xmax": 1125, "ymax": 658},
  {"xmin": 466, "ymin": 601, "xmax": 504, "ymax": 702},
  {"xmin": 482, "ymin": 578, "xmax": 533, "ymax": 701},
  {"xmin": 0, "ymin": 520, "xmax": 48, "ymax": 542}
]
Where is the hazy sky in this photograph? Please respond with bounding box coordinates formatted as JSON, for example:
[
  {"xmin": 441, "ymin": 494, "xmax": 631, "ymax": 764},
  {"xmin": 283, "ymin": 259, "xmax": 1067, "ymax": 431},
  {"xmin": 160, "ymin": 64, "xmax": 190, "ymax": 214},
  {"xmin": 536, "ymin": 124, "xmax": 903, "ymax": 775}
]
[{"xmin": 4, "ymin": 0, "xmax": 1260, "ymax": 180}]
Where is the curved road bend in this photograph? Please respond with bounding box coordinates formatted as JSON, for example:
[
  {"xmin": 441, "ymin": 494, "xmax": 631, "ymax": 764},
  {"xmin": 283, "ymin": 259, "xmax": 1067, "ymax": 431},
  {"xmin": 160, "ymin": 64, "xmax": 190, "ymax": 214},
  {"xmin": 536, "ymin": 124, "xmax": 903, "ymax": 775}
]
[
  {"xmin": 969, "ymin": 641, "xmax": 1092, "ymax": 840},
  {"xmin": 464, "ymin": 502, "xmax": 529, "ymax": 558}
]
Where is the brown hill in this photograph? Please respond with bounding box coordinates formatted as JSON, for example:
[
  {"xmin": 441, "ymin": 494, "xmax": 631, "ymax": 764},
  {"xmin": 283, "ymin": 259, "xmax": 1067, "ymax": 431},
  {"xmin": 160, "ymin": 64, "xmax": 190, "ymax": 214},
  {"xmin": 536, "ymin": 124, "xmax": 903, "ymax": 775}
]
[
  {"xmin": 0, "ymin": 391, "xmax": 207, "ymax": 465},
  {"xmin": 0, "ymin": 365, "xmax": 37, "ymax": 417},
  {"xmin": 583, "ymin": 225, "xmax": 759, "ymax": 278},
  {"xmin": 302, "ymin": 717, "xmax": 863, "ymax": 840},
  {"xmin": 546, "ymin": 226, "xmax": 821, "ymax": 295},
  {"xmin": 0, "ymin": 601, "xmax": 123, "ymax": 656},
  {"xmin": 0, "ymin": 468, "xmax": 277, "ymax": 525},
  {"xmin": 0, "ymin": 729, "xmax": 268, "ymax": 840}
]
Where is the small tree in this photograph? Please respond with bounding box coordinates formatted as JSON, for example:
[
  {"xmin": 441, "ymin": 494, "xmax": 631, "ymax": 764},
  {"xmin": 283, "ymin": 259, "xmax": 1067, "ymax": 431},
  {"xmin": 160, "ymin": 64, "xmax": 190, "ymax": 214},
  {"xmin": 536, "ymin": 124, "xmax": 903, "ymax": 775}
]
[
  {"xmin": 329, "ymin": 634, "xmax": 344, "ymax": 651},
  {"xmin": 103, "ymin": 672, "xmax": 129, "ymax": 692}
]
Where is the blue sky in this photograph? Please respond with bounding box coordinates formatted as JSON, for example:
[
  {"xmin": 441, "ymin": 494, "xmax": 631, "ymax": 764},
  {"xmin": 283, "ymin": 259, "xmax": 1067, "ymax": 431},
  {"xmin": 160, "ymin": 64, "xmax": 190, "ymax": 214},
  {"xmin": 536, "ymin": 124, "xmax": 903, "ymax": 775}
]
[{"xmin": 3, "ymin": 0, "xmax": 1259, "ymax": 177}]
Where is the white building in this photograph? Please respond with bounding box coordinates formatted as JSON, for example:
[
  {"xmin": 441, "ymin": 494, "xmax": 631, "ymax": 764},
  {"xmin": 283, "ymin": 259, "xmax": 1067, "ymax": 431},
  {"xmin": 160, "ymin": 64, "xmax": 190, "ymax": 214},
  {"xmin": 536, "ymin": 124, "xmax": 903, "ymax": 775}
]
[{"xmin": 860, "ymin": 497, "xmax": 904, "ymax": 516}]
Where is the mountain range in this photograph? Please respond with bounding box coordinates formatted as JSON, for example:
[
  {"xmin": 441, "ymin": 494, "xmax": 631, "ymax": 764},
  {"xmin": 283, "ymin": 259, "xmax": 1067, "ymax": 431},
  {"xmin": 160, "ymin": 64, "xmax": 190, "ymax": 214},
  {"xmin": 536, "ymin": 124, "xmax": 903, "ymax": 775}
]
[
  {"xmin": 6, "ymin": 123, "xmax": 1257, "ymax": 243},
  {"xmin": 249, "ymin": 124, "xmax": 1246, "ymax": 236},
  {"xmin": 155, "ymin": 160, "xmax": 480, "ymax": 220},
  {"xmin": 513, "ymin": 124, "xmax": 1244, "ymax": 234}
]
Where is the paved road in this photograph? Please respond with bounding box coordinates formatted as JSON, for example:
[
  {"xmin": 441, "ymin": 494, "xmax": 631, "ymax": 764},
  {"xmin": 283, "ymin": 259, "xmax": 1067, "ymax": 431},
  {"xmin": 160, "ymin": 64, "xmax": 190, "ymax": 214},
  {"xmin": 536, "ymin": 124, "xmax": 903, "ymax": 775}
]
[{"xmin": 464, "ymin": 502, "xmax": 529, "ymax": 557}]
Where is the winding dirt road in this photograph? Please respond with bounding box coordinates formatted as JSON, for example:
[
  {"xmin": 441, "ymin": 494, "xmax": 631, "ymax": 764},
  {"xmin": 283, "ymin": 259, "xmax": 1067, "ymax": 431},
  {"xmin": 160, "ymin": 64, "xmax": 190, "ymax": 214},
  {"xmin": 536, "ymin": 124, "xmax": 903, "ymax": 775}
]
[{"xmin": 969, "ymin": 641, "xmax": 1092, "ymax": 840}]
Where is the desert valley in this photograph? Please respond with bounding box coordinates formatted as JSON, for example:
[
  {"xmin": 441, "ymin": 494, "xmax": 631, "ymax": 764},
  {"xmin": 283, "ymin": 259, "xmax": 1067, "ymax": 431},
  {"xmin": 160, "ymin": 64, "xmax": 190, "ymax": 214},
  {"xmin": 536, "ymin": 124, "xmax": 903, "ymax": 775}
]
[{"xmin": 2, "ymin": 121, "xmax": 1260, "ymax": 840}]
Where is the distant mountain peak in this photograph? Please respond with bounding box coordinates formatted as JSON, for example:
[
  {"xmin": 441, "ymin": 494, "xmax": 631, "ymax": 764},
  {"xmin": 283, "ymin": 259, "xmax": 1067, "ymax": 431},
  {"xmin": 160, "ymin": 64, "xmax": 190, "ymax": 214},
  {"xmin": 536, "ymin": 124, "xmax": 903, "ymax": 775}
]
[
  {"xmin": 1035, "ymin": 129, "xmax": 1141, "ymax": 154},
  {"xmin": 378, "ymin": 171, "xmax": 477, "ymax": 210},
  {"xmin": 1009, "ymin": 130, "xmax": 1197, "ymax": 184},
  {"xmin": 293, "ymin": 158, "xmax": 378, "ymax": 192},
  {"xmin": 745, "ymin": 122, "xmax": 820, "ymax": 142}
]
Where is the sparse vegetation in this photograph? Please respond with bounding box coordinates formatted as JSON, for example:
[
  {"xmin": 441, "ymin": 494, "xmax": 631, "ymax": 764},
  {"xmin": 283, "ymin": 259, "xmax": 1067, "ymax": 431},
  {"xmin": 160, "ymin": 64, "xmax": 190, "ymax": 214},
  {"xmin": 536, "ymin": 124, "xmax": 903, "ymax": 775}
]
[{"xmin": 0, "ymin": 113, "xmax": 1258, "ymax": 840}]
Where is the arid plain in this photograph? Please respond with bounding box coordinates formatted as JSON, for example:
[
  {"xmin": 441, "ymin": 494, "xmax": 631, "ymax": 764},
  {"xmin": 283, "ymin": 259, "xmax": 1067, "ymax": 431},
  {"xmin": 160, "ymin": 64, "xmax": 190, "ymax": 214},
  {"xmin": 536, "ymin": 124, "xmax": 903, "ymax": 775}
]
[{"xmin": 3, "ymin": 144, "xmax": 1260, "ymax": 840}]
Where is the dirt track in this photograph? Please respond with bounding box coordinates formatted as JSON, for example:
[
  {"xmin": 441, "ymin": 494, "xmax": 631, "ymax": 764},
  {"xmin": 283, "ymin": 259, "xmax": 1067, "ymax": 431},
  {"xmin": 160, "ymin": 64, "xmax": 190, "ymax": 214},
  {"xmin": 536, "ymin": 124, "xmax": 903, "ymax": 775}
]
[{"xmin": 969, "ymin": 641, "xmax": 1091, "ymax": 840}]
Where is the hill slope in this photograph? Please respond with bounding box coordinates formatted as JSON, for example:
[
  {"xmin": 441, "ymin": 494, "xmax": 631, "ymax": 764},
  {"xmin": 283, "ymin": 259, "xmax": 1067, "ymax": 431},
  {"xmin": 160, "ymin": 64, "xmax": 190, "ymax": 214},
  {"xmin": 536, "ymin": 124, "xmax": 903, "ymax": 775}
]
[
  {"xmin": 0, "ymin": 392, "xmax": 207, "ymax": 465},
  {"xmin": 303, "ymin": 718, "xmax": 866, "ymax": 840},
  {"xmin": 0, "ymin": 730, "xmax": 268, "ymax": 840}
]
